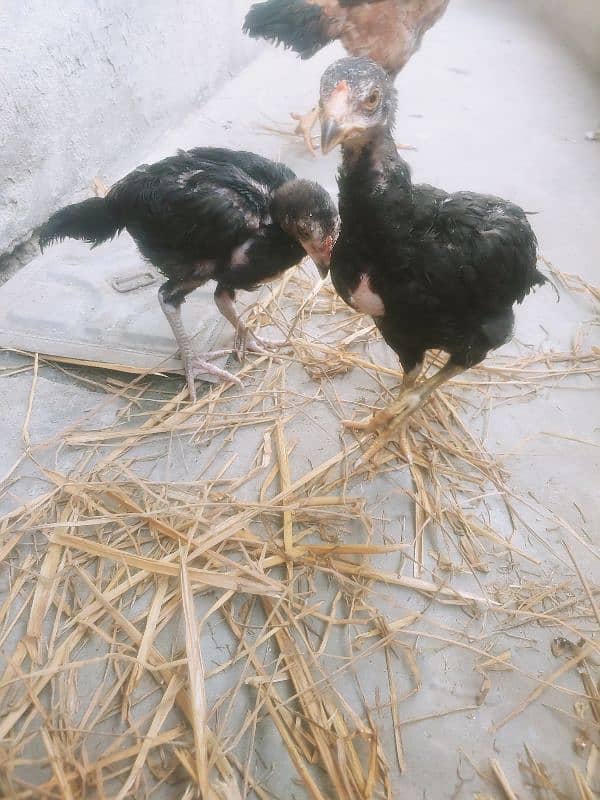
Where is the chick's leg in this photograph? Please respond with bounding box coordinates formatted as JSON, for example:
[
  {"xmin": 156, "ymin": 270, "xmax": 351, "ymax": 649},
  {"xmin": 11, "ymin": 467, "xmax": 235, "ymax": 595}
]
[
  {"xmin": 344, "ymin": 361, "xmax": 464, "ymax": 465},
  {"xmin": 290, "ymin": 107, "xmax": 320, "ymax": 156},
  {"xmin": 402, "ymin": 360, "xmax": 424, "ymax": 390},
  {"xmin": 214, "ymin": 285, "xmax": 286, "ymax": 357},
  {"xmin": 343, "ymin": 358, "xmax": 423, "ymax": 431},
  {"xmin": 388, "ymin": 360, "xmax": 424, "ymax": 459},
  {"xmin": 159, "ymin": 284, "xmax": 242, "ymax": 402}
]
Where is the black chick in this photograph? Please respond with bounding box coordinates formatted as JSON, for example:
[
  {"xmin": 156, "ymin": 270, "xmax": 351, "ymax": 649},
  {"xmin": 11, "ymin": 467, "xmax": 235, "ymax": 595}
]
[
  {"xmin": 39, "ymin": 147, "xmax": 339, "ymax": 401},
  {"xmin": 318, "ymin": 57, "xmax": 546, "ymax": 463}
]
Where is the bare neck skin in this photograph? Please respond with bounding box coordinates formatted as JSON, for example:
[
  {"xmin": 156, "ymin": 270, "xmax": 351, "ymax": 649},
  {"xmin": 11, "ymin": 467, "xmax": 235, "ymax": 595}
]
[{"xmin": 340, "ymin": 125, "xmax": 399, "ymax": 176}]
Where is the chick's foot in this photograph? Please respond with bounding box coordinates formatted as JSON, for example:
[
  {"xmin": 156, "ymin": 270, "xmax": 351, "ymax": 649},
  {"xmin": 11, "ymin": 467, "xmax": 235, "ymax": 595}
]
[
  {"xmin": 183, "ymin": 354, "xmax": 242, "ymax": 403},
  {"xmin": 291, "ymin": 107, "xmax": 320, "ymax": 156},
  {"xmin": 343, "ymin": 389, "xmax": 424, "ymax": 466}
]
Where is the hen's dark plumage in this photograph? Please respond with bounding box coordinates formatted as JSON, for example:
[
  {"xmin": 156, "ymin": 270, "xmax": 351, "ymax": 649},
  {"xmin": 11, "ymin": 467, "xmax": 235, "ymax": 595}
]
[
  {"xmin": 334, "ymin": 144, "xmax": 542, "ymax": 372},
  {"xmin": 39, "ymin": 147, "xmax": 339, "ymax": 399},
  {"xmin": 319, "ymin": 57, "xmax": 546, "ymax": 459}
]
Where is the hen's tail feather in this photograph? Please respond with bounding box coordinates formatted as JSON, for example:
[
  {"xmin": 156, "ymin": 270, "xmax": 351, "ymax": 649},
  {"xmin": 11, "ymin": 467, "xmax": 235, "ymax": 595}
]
[
  {"xmin": 243, "ymin": 0, "xmax": 332, "ymax": 59},
  {"xmin": 38, "ymin": 197, "xmax": 121, "ymax": 252}
]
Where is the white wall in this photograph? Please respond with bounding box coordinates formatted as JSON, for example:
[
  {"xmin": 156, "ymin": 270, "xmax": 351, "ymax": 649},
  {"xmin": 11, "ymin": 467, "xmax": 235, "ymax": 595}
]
[{"xmin": 0, "ymin": 0, "xmax": 260, "ymax": 254}]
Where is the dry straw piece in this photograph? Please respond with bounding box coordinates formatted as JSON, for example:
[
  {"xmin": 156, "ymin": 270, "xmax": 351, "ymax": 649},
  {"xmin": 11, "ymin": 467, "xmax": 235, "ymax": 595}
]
[{"xmin": 0, "ymin": 260, "xmax": 598, "ymax": 798}]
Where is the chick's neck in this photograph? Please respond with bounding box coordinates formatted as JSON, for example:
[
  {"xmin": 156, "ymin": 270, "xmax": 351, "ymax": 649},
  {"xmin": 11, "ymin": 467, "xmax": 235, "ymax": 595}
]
[{"xmin": 340, "ymin": 124, "xmax": 407, "ymax": 190}]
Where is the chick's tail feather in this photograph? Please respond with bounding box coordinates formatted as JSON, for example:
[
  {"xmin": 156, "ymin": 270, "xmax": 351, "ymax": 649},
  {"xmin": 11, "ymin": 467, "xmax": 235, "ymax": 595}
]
[
  {"xmin": 536, "ymin": 268, "xmax": 561, "ymax": 302},
  {"xmin": 243, "ymin": 0, "xmax": 332, "ymax": 59},
  {"xmin": 38, "ymin": 197, "xmax": 121, "ymax": 252},
  {"xmin": 531, "ymin": 261, "xmax": 561, "ymax": 303}
]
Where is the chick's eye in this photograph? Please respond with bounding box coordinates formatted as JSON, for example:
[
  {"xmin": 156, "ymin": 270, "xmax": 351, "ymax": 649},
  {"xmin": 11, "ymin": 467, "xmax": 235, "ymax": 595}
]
[{"xmin": 365, "ymin": 90, "xmax": 381, "ymax": 110}]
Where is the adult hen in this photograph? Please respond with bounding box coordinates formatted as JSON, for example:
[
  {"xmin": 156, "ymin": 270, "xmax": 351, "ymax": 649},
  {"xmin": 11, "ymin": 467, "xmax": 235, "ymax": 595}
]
[
  {"xmin": 319, "ymin": 58, "xmax": 546, "ymax": 463},
  {"xmin": 244, "ymin": 0, "xmax": 449, "ymax": 153},
  {"xmin": 39, "ymin": 147, "xmax": 338, "ymax": 401}
]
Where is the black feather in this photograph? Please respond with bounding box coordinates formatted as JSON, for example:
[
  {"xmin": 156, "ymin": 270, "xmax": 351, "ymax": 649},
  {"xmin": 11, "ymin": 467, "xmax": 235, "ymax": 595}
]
[
  {"xmin": 38, "ymin": 197, "xmax": 120, "ymax": 251},
  {"xmin": 37, "ymin": 147, "xmax": 338, "ymax": 398},
  {"xmin": 324, "ymin": 59, "xmax": 546, "ymax": 374},
  {"xmin": 244, "ymin": 0, "xmax": 332, "ymax": 59},
  {"xmin": 39, "ymin": 146, "xmax": 337, "ymax": 302},
  {"xmin": 334, "ymin": 146, "xmax": 545, "ymax": 369}
]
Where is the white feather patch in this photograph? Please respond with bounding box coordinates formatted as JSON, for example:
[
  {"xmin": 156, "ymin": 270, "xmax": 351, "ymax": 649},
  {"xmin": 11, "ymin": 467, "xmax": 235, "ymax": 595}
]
[
  {"xmin": 349, "ymin": 273, "xmax": 385, "ymax": 316},
  {"xmin": 230, "ymin": 239, "xmax": 253, "ymax": 268}
]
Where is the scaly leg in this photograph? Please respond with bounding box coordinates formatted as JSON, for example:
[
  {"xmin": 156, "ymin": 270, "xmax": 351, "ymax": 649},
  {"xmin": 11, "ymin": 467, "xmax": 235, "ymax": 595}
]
[
  {"xmin": 393, "ymin": 360, "xmax": 423, "ymax": 459},
  {"xmin": 402, "ymin": 361, "xmax": 424, "ymax": 390},
  {"xmin": 344, "ymin": 361, "xmax": 464, "ymax": 466},
  {"xmin": 343, "ymin": 360, "xmax": 422, "ymax": 462},
  {"xmin": 290, "ymin": 107, "xmax": 320, "ymax": 156},
  {"xmin": 158, "ymin": 288, "xmax": 242, "ymax": 402},
  {"xmin": 214, "ymin": 286, "xmax": 287, "ymax": 359},
  {"xmin": 343, "ymin": 360, "xmax": 423, "ymax": 430}
]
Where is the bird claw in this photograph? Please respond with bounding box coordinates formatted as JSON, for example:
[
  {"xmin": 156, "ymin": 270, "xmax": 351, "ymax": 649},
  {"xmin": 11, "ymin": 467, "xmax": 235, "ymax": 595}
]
[
  {"xmin": 252, "ymin": 332, "xmax": 288, "ymax": 350},
  {"xmin": 184, "ymin": 356, "xmax": 243, "ymax": 402},
  {"xmin": 242, "ymin": 340, "xmax": 267, "ymax": 357},
  {"xmin": 234, "ymin": 328, "xmax": 288, "ymax": 361},
  {"xmin": 354, "ymin": 424, "xmax": 413, "ymax": 469},
  {"xmin": 291, "ymin": 109, "xmax": 319, "ymax": 157},
  {"xmin": 342, "ymin": 415, "xmax": 378, "ymax": 433},
  {"xmin": 342, "ymin": 406, "xmax": 396, "ymax": 434},
  {"xmin": 346, "ymin": 390, "xmax": 421, "ymax": 468},
  {"xmin": 234, "ymin": 331, "xmax": 258, "ymax": 361}
]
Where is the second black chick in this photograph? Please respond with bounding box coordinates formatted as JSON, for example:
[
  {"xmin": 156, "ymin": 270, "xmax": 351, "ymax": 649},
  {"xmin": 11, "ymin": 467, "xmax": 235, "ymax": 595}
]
[
  {"xmin": 318, "ymin": 57, "xmax": 546, "ymax": 463},
  {"xmin": 39, "ymin": 147, "xmax": 339, "ymax": 400}
]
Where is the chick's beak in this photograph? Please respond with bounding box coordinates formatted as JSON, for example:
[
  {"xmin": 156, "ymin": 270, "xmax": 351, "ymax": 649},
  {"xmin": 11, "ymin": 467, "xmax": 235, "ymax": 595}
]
[
  {"xmin": 304, "ymin": 234, "xmax": 334, "ymax": 278},
  {"xmin": 320, "ymin": 118, "xmax": 344, "ymax": 155},
  {"xmin": 320, "ymin": 80, "xmax": 351, "ymax": 154}
]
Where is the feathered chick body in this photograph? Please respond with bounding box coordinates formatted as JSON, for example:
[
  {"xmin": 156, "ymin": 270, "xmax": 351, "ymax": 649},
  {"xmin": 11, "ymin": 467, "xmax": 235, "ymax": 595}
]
[
  {"xmin": 319, "ymin": 57, "xmax": 546, "ymax": 461},
  {"xmin": 39, "ymin": 147, "xmax": 339, "ymax": 400}
]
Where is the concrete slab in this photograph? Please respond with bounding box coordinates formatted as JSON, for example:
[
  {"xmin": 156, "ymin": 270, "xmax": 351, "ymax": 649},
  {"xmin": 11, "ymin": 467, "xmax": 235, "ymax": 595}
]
[{"xmin": 0, "ymin": 234, "xmax": 231, "ymax": 379}]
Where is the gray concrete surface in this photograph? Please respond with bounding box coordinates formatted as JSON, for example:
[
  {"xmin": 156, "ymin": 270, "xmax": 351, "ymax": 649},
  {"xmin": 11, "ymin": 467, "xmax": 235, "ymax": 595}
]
[
  {"xmin": 0, "ymin": 0, "xmax": 599, "ymax": 797},
  {"xmin": 523, "ymin": 0, "xmax": 600, "ymax": 71},
  {"xmin": 0, "ymin": 0, "xmax": 262, "ymax": 254},
  {"xmin": 0, "ymin": 234, "xmax": 232, "ymax": 379}
]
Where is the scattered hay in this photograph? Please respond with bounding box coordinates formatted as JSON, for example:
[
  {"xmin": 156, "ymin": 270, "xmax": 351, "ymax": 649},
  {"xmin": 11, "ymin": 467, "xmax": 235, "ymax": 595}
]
[{"xmin": 0, "ymin": 260, "xmax": 598, "ymax": 797}]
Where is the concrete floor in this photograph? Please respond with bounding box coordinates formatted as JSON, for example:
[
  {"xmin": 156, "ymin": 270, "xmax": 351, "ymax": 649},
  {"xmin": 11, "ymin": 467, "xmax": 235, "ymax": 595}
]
[{"xmin": 0, "ymin": 0, "xmax": 599, "ymax": 797}]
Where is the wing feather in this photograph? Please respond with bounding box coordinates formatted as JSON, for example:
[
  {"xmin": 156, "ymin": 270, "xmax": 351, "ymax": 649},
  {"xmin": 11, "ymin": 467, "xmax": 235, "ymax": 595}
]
[{"xmin": 106, "ymin": 149, "xmax": 290, "ymax": 264}]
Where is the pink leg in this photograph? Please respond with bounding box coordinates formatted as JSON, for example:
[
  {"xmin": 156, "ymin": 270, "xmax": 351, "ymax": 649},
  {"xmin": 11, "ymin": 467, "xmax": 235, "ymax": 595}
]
[
  {"xmin": 158, "ymin": 291, "xmax": 242, "ymax": 402},
  {"xmin": 214, "ymin": 287, "xmax": 287, "ymax": 358}
]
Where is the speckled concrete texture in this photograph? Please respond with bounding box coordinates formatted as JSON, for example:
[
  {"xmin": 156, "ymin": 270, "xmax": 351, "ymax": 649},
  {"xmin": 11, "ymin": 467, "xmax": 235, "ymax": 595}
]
[
  {"xmin": 0, "ymin": 0, "xmax": 262, "ymax": 253},
  {"xmin": 0, "ymin": 1, "xmax": 598, "ymax": 797}
]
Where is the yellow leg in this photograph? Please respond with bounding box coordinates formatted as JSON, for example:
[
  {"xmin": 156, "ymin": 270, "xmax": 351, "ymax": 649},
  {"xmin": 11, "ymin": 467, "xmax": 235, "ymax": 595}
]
[
  {"xmin": 343, "ymin": 362, "xmax": 464, "ymax": 466},
  {"xmin": 290, "ymin": 107, "xmax": 319, "ymax": 156},
  {"xmin": 342, "ymin": 360, "xmax": 423, "ymax": 432},
  {"xmin": 402, "ymin": 361, "xmax": 423, "ymax": 390}
]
